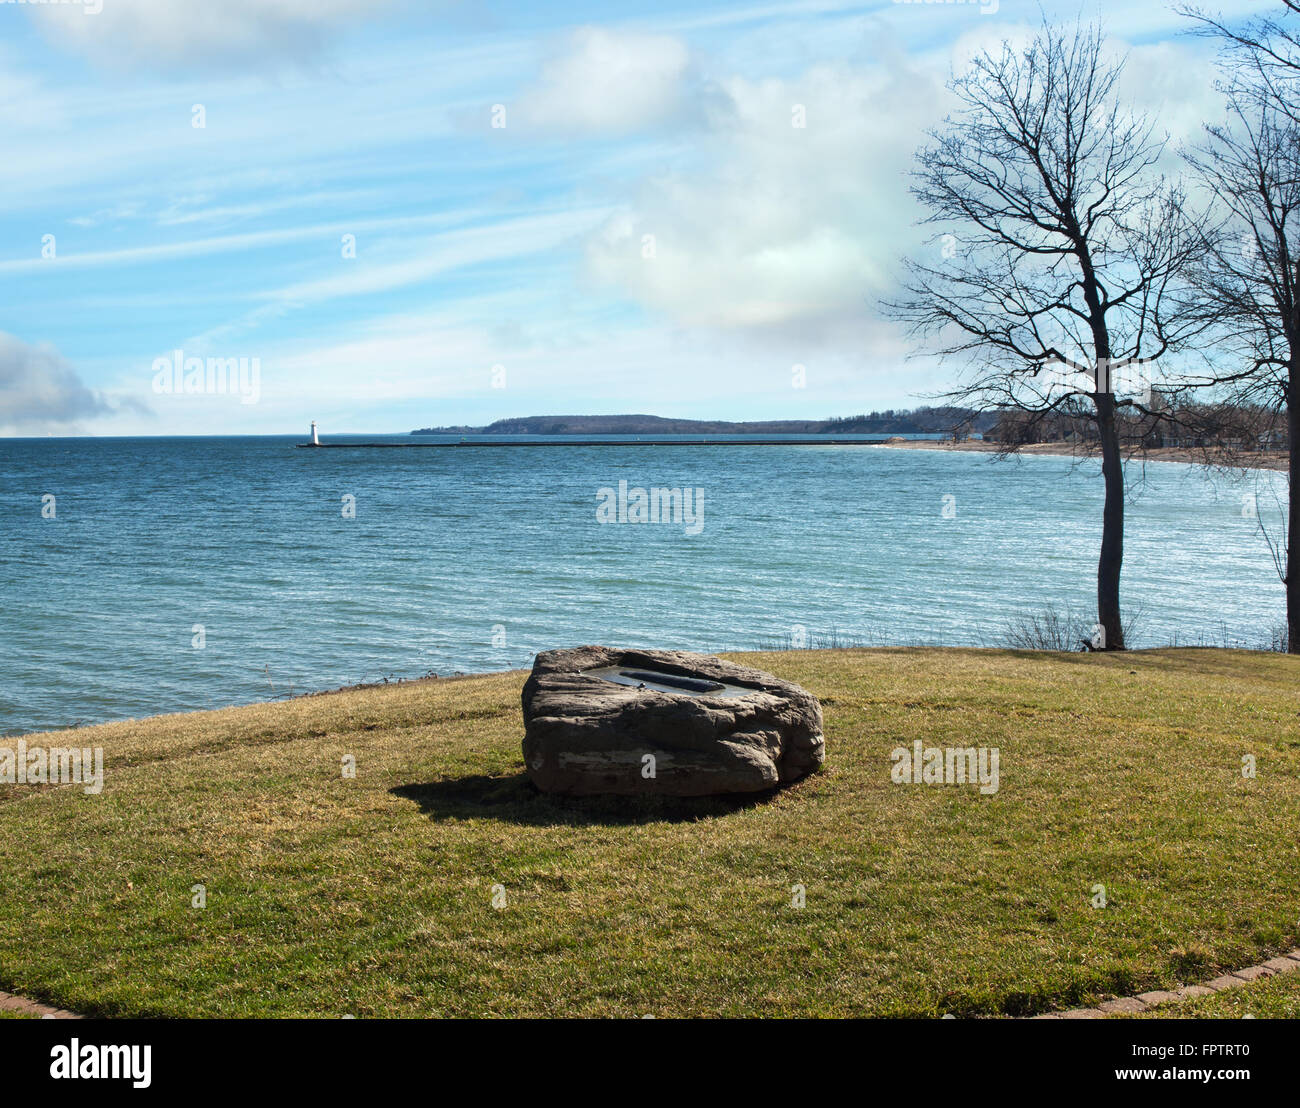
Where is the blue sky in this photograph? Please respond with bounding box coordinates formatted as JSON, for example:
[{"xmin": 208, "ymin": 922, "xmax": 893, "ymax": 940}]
[{"xmin": 0, "ymin": 0, "xmax": 1276, "ymax": 435}]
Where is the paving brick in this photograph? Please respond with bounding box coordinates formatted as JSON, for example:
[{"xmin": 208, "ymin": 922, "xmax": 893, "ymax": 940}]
[
  {"xmin": 1098, "ymin": 997, "xmax": 1149, "ymax": 1015},
  {"xmin": 1174, "ymin": 985, "xmax": 1216, "ymax": 1000},
  {"xmin": 0, "ymin": 989, "xmax": 80, "ymax": 1019},
  {"xmin": 0, "ymin": 996, "xmax": 40, "ymax": 1015},
  {"xmin": 1231, "ymin": 964, "xmax": 1275, "ymax": 981},
  {"xmin": 1262, "ymin": 956, "xmax": 1300, "ymax": 974},
  {"xmin": 1136, "ymin": 990, "xmax": 1179, "ymax": 1006},
  {"xmin": 1204, "ymin": 974, "xmax": 1247, "ymax": 991},
  {"xmin": 1059, "ymin": 1008, "xmax": 1106, "ymax": 1019}
]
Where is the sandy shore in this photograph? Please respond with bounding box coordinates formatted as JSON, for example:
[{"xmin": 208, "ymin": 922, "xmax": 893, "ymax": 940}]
[{"xmin": 878, "ymin": 438, "xmax": 1289, "ymax": 472}]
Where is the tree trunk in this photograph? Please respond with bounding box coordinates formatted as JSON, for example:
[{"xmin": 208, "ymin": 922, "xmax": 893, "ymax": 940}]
[
  {"xmin": 1288, "ymin": 370, "xmax": 1299, "ymax": 652},
  {"xmin": 1096, "ymin": 392, "xmax": 1126, "ymax": 650}
]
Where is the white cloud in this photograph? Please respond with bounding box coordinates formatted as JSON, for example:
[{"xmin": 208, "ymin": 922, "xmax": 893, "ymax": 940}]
[
  {"xmin": 1120, "ymin": 40, "xmax": 1228, "ymax": 152},
  {"xmin": 583, "ymin": 21, "xmax": 1231, "ymax": 355},
  {"xmin": 514, "ymin": 27, "xmax": 711, "ymax": 134},
  {"xmin": 584, "ymin": 56, "xmax": 945, "ymax": 344},
  {"xmin": 27, "ymin": 0, "xmax": 395, "ymax": 69},
  {"xmin": 947, "ymin": 25, "xmax": 1227, "ymax": 153}
]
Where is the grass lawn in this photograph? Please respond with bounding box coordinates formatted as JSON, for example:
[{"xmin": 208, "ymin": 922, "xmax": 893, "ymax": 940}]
[
  {"xmin": 1, "ymin": 647, "xmax": 1297, "ymax": 1018},
  {"xmin": 1133, "ymin": 972, "xmax": 1300, "ymax": 1018}
]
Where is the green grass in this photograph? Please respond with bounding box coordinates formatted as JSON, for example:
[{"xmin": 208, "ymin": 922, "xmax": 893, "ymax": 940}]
[
  {"xmin": 1131, "ymin": 973, "xmax": 1300, "ymax": 1018},
  {"xmin": 1, "ymin": 647, "xmax": 1298, "ymax": 1018}
]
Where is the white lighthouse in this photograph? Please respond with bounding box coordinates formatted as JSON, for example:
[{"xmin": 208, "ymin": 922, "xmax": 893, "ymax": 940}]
[{"xmin": 310, "ymin": 420, "xmax": 320, "ymax": 446}]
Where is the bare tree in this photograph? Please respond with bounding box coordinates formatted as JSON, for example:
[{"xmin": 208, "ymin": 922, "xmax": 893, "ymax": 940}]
[
  {"xmin": 1181, "ymin": 3, "xmax": 1300, "ymax": 652},
  {"xmin": 886, "ymin": 22, "xmax": 1207, "ymax": 651},
  {"xmin": 1182, "ymin": 2, "xmax": 1300, "ymax": 123}
]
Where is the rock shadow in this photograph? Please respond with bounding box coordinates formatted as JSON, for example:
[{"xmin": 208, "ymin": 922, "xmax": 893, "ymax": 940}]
[{"xmin": 389, "ymin": 772, "xmax": 780, "ymax": 826}]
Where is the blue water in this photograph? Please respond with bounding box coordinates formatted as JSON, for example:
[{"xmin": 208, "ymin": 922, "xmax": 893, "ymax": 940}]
[{"xmin": 0, "ymin": 435, "xmax": 1287, "ymax": 734}]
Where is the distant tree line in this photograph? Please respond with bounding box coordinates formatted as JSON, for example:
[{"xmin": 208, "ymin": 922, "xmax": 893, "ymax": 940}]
[
  {"xmin": 822, "ymin": 407, "xmax": 999, "ymax": 434},
  {"xmin": 987, "ymin": 394, "xmax": 1289, "ymax": 454},
  {"xmin": 412, "ymin": 407, "xmax": 998, "ymax": 436}
]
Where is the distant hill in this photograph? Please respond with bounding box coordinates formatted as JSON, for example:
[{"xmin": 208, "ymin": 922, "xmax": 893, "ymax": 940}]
[{"xmin": 412, "ymin": 408, "xmax": 998, "ymax": 436}]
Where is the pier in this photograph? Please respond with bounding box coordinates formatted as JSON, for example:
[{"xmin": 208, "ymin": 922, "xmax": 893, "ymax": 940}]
[{"xmin": 295, "ymin": 437, "xmax": 902, "ymax": 448}]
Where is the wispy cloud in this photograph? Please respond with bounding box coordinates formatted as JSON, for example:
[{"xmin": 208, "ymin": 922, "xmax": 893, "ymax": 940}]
[
  {"xmin": 0, "ymin": 209, "xmax": 488, "ymax": 274},
  {"xmin": 262, "ymin": 207, "xmax": 614, "ymax": 305}
]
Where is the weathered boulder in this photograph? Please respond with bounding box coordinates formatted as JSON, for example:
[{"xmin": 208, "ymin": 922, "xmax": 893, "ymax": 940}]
[{"xmin": 521, "ymin": 646, "xmax": 824, "ymax": 796}]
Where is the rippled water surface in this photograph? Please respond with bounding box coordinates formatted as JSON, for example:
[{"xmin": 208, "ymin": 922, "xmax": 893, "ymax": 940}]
[{"xmin": 0, "ymin": 434, "xmax": 1286, "ymax": 733}]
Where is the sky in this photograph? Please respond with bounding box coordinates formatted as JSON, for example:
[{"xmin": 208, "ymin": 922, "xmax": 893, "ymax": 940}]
[{"xmin": 0, "ymin": 0, "xmax": 1281, "ymax": 435}]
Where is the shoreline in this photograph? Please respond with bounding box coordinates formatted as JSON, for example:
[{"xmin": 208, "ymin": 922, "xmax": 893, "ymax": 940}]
[
  {"xmin": 6, "ymin": 643, "xmax": 1287, "ymax": 740},
  {"xmin": 0, "ymin": 668, "xmax": 522, "ymax": 741},
  {"xmin": 876, "ymin": 437, "xmax": 1290, "ymax": 472}
]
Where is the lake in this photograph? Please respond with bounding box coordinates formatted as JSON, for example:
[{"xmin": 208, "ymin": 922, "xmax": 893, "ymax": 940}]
[{"xmin": 0, "ymin": 434, "xmax": 1286, "ymax": 734}]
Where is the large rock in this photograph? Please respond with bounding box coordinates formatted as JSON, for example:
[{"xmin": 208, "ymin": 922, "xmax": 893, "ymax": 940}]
[{"xmin": 521, "ymin": 646, "xmax": 824, "ymax": 796}]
